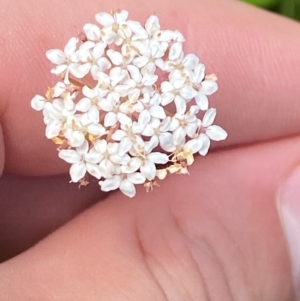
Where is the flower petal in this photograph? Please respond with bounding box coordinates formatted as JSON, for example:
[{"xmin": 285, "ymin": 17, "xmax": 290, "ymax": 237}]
[
  {"xmin": 142, "ymin": 74, "xmax": 158, "ymax": 86},
  {"xmin": 45, "ymin": 120, "xmax": 62, "ymax": 139},
  {"xmin": 100, "ymin": 176, "xmax": 122, "ymax": 192},
  {"xmin": 86, "ymin": 162, "xmax": 102, "ymax": 179},
  {"xmin": 87, "ymin": 106, "xmax": 100, "ymax": 123},
  {"xmin": 195, "ymin": 94, "xmax": 209, "ymax": 111},
  {"xmin": 70, "ymin": 162, "xmax": 86, "ymax": 183},
  {"xmin": 184, "ymin": 139, "xmax": 203, "ymax": 154},
  {"xmin": 180, "ymin": 86, "xmax": 197, "ymax": 99},
  {"xmin": 97, "ymin": 57, "xmax": 111, "ymax": 72},
  {"xmin": 127, "ymin": 21, "xmax": 148, "ymax": 39},
  {"xmin": 119, "ymin": 137, "xmax": 132, "ymax": 156},
  {"xmin": 182, "ymin": 54, "xmax": 199, "ymax": 69},
  {"xmin": 46, "ymin": 49, "xmax": 66, "ymax": 64},
  {"xmin": 156, "ymin": 169, "xmax": 167, "ymax": 180},
  {"xmin": 133, "ymin": 56, "xmax": 149, "ymax": 68},
  {"xmin": 148, "ymin": 152, "xmax": 169, "ymax": 164},
  {"xmin": 112, "ymin": 129, "xmax": 127, "ymax": 141},
  {"xmin": 193, "ymin": 64, "xmax": 205, "ymax": 83},
  {"xmin": 206, "ymin": 126, "xmax": 228, "ymax": 141},
  {"xmin": 85, "ymin": 148, "xmax": 103, "ymax": 164},
  {"xmin": 159, "ymin": 132, "xmax": 176, "ymax": 152},
  {"xmin": 64, "ymin": 37, "xmax": 78, "ymax": 57},
  {"xmin": 174, "ymin": 95, "xmax": 186, "ymax": 115},
  {"xmin": 99, "ymin": 159, "xmax": 115, "ymax": 178},
  {"xmin": 104, "ymin": 112, "xmax": 117, "ymax": 127},
  {"xmin": 203, "ymin": 108, "xmax": 216, "ymax": 127},
  {"xmin": 172, "ymin": 127, "xmax": 186, "ymax": 146},
  {"xmin": 127, "ymin": 65, "xmax": 142, "ymax": 83},
  {"xmin": 140, "ymin": 161, "xmax": 156, "ymax": 180},
  {"xmin": 69, "ymin": 63, "xmax": 90, "ymax": 78},
  {"xmin": 87, "ymin": 123, "xmax": 105, "ymax": 136},
  {"xmin": 138, "ymin": 110, "xmax": 151, "ymax": 126},
  {"xmin": 117, "ymin": 113, "xmax": 132, "ymax": 125},
  {"xmin": 115, "ymin": 10, "xmax": 129, "ymax": 23},
  {"xmin": 145, "ymin": 15, "xmax": 160, "ymax": 35},
  {"xmin": 145, "ymin": 135, "xmax": 159, "ymax": 153},
  {"xmin": 67, "ymin": 130, "xmax": 85, "ymax": 147},
  {"xmin": 83, "ymin": 23, "xmax": 101, "ymax": 41},
  {"xmin": 161, "ymin": 81, "xmax": 174, "ymax": 93},
  {"xmin": 31, "ymin": 95, "xmax": 45, "ymax": 111},
  {"xmin": 127, "ymin": 172, "xmax": 146, "ymax": 184},
  {"xmin": 149, "ymin": 105, "xmax": 166, "ymax": 119},
  {"xmin": 93, "ymin": 42, "xmax": 106, "ymax": 58},
  {"xmin": 185, "ymin": 123, "xmax": 198, "ymax": 138},
  {"xmin": 76, "ymin": 139, "xmax": 89, "ymax": 155},
  {"xmin": 169, "ymin": 42, "xmax": 183, "ymax": 61},
  {"xmin": 59, "ymin": 149, "xmax": 81, "ymax": 163},
  {"xmin": 120, "ymin": 179, "xmax": 136, "ymax": 198},
  {"xmin": 106, "ymin": 49, "xmax": 123, "ymax": 66},
  {"xmin": 75, "ymin": 98, "xmax": 91, "ymax": 112},
  {"xmin": 95, "ymin": 12, "xmax": 114, "ymax": 26},
  {"xmin": 94, "ymin": 139, "xmax": 107, "ymax": 153},
  {"xmin": 201, "ymin": 80, "xmax": 218, "ymax": 95},
  {"xmin": 121, "ymin": 157, "xmax": 142, "ymax": 173},
  {"xmin": 198, "ymin": 133, "xmax": 211, "ymax": 156},
  {"xmin": 142, "ymin": 124, "xmax": 155, "ymax": 136},
  {"xmin": 161, "ymin": 92, "xmax": 174, "ymax": 106}
]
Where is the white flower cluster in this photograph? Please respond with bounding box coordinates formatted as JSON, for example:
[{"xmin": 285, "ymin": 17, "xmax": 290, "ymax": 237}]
[{"xmin": 31, "ymin": 10, "xmax": 227, "ymax": 198}]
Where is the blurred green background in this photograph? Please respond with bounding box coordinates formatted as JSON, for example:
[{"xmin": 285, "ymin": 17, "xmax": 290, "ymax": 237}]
[{"xmin": 241, "ymin": 0, "xmax": 300, "ymax": 20}]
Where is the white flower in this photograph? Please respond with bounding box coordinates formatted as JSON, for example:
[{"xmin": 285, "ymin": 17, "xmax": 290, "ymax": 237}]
[
  {"xmin": 59, "ymin": 140, "xmax": 102, "ymax": 182},
  {"xmin": 133, "ymin": 41, "xmax": 165, "ymax": 75},
  {"xmin": 142, "ymin": 117, "xmax": 176, "ymax": 152},
  {"xmin": 161, "ymin": 69, "xmax": 197, "ymax": 114},
  {"xmin": 102, "ymin": 95, "xmax": 133, "ymax": 128},
  {"xmin": 75, "ymin": 85, "xmax": 103, "ymax": 123},
  {"xmin": 97, "ymin": 67, "xmax": 133, "ymax": 98},
  {"xmin": 157, "ymin": 43, "xmax": 199, "ymax": 73},
  {"xmin": 130, "ymin": 136, "xmax": 169, "ymax": 180},
  {"xmin": 83, "ymin": 23, "xmax": 101, "ymax": 42},
  {"xmin": 197, "ymin": 108, "xmax": 227, "ymax": 156},
  {"xmin": 169, "ymin": 106, "xmax": 200, "ymax": 146},
  {"xmin": 46, "ymin": 37, "xmax": 80, "ymax": 83},
  {"xmin": 75, "ymin": 41, "xmax": 111, "ymax": 79},
  {"xmin": 94, "ymin": 139, "xmax": 130, "ymax": 178},
  {"xmin": 95, "ymin": 10, "xmax": 131, "ymax": 45},
  {"xmin": 31, "ymin": 95, "xmax": 47, "ymax": 111},
  {"xmin": 145, "ymin": 15, "xmax": 161, "ymax": 38},
  {"xmin": 127, "ymin": 65, "xmax": 158, "ymax": 87},
  {"xmin": 100, "ymin": 172, "xmax": 146, "ymax": 197},
  {"xmin": 130, "ymin": 93, "xmax": 165, "ymax": 135},
  {"xmin": 192, "ymin": 64, "xmax": 218, "ymax": 110},
  {"xmin": 111, "ymin": 125, "xmax": 141, "ymax": 157},
  {"xmin": 64, "ymin": 114, "xmax": 106, "ymax": 147},
  {"xmin": 42, "ymin": 99, "xmax": 76, "ymax": 139}
]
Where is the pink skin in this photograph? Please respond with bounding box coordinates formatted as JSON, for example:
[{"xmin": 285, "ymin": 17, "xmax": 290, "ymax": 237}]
[{"xmin": 0, "ymin": 0, "xmax": 300, "ymax": 299}]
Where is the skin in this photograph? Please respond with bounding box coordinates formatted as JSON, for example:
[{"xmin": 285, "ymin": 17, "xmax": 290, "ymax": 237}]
[{"xmin": 0, "ymin": 0, "xmax": 300, "ymax": 299}]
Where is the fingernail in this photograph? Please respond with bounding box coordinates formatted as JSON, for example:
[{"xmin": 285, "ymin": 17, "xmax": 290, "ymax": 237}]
[{"xmin": 278, "ymin": 166, "xmax": 300, "ymax": 299}]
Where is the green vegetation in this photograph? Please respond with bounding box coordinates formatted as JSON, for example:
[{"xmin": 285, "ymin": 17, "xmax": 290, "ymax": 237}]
[{"xmin": 242, "ymin": 0, "xmax": 300, "ymax": 20}]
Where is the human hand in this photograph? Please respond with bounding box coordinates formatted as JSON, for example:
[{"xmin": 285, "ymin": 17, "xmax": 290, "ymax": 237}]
[{"xmin": 0, "ymin": 0, "xmax": 300, "ymax": 300}]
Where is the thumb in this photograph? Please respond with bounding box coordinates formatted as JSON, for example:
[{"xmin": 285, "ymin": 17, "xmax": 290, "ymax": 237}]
[
  {"xmin": 278, "ymin": 166, "xmax": 300, "ymax": 300},
  {"xmin": 0, "ymin": 123, "xmax": 4, "ymax": 176}
]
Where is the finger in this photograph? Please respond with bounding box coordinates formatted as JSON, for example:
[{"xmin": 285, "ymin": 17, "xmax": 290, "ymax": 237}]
[
  {"xmin": 0, "ymin": 173, "xmax": 106, "ymax": 263},
  {"xmin": 0, "ymin": 0, "xmax": 299, "ymax": 176},
  {"xmin": 0, "ymin": 124, "xmax": 4, "ymax": 176},
  {"xmin": 0, "ymin": 137, "xmax": 299, "ymax": 300}
]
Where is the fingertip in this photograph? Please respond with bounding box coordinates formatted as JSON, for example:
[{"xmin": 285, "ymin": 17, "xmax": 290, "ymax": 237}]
[{"xmin": 0, "ymin": 123, "xmax": 4, "ymax": 176}]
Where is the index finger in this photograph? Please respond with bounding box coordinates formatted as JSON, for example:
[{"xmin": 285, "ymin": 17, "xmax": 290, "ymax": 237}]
[{"xmin": 0, "ymin": 0, "xmax": 299, "ymax": 176}]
